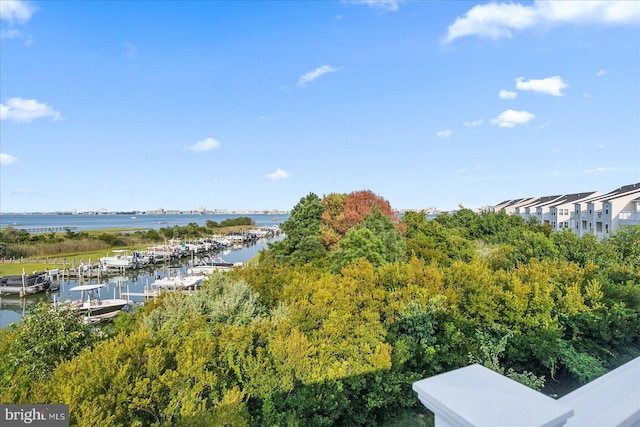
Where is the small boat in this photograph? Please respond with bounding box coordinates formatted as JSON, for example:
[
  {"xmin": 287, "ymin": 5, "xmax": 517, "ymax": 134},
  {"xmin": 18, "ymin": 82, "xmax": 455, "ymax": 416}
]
[
  {"xmin": 100, "ymin": 249, "xmax": 140, "ymax": 269},
  {"xmin": 64, "ymin": 284, "xmax": 130, "ymax": 322},
  {"xmin": 151, "ymin": 270, "xmax": 205, "ymax": 291},
  {"xmin": 189, "ymin": 256, "xmax": 234, "ymax": 275},
  {"xmin": 0, "ymin": 273, "xmax": 51, "ymax": 296}
]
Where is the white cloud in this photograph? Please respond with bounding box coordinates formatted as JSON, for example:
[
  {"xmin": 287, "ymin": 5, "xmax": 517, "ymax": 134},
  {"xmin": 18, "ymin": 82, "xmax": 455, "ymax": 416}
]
[
  {"xmin": 443, "ymin": 1, "xmax": 640, "ymax": 43},
  {"xmin": 0, "ymin": 98, "xmax": 63, "ymax": 122},
  {"xmin": 491, "ymin": 109, "xmax": 535, "ymax": 127},
  {"xmin": 298, "ymin": 65, "xmax": 338, "ymax": 87},
  {"xmin": 597, "ymin": 144, "xmax": 604, "ymax": 149},
  {"xmin": 586, "ymin": 167, "xmax": 613, "ymax": 173},
  {"xmin": 187, "ymin": 137, "xmax": 220, "ymax": 152},
  {"xmin": 266, "ymin": 168, "xmax": 290, "ymax": 180},
  {"xmin": 499, "ymin": 90, "xmax": 518, "ymax": 99},
  {"xmin": 595, "ymin": 68, "xmax": 609, "ymax": 77},
  {"xmin": 0, "ymin": 0, "xmax": 34, "ymax": 23},
  {"xmin": 516, "ymin": 76, "xmax": 568, "ymax": 96},
  {"xmin": 1, "ymin": 28, "xmax": 22, "ymax": 39},
  {"xmin": 345, "ymin": 0, "xmax": 400, "ymax": 11},
  {"xmin": 436, "ymin": 130, "xmax": 452, "ymax": 139},
  {"xmin": 0, "ymin": 152, "xmax": 18, "ymax": 165},
  {"xmin": 464, "ymin": 119, "xmax": 484, "ymax": 127}
]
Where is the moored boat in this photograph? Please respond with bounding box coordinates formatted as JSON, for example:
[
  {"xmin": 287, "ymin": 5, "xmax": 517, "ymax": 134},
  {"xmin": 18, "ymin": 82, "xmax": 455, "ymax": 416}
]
[
  {"xmin": 151, "ymin": 270, "xmax": 205, "ymax": 290},
  {"xmin": 189, "ymin": 256, "xmax": 234, "ymax": 275},
  {"xmin": 63, "ymin": 284, "xmax": 130, "ymax": 323},
  {"xmin": 99, "ymin": 249, "xmax": 140, "ymax": 269},
  {"xmin": 0, "ymin": 273, "xmax": 52, "ymax": 296}
]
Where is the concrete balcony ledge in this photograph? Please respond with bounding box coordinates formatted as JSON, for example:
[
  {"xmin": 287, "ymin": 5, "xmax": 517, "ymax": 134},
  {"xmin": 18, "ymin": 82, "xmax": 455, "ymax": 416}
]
[
  {"xmin": 559, "ymin": 356, "xmax": 640, "ymax": 427},
  {"xmin": 413, "ymin": 364, "xmax": 573, "ymax": 427},
  {"xmin": 413, "ymin": 357, "xmax": 640, "ymax": 427}
]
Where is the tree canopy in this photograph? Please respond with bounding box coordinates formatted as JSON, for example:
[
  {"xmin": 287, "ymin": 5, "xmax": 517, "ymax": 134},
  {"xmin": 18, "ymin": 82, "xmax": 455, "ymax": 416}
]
[{"xmin": 2, "ymin": 190, "xmax": 639, "ymax": 426}]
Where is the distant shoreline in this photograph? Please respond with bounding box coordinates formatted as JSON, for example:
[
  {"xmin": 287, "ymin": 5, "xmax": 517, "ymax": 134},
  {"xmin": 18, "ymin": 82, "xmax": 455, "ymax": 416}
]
[{"xmin": 0, "ymin": 213, "xmax": 290, "ymax": 233}]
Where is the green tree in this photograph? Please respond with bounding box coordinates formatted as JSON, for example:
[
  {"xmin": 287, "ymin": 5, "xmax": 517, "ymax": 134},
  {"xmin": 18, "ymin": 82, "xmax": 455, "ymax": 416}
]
[
  {"xmin": 270, "ymin": 193, "xmax": 327, "ymax": 264},
  {"xmin": 359, "ymin": 207, "xmax": 405, "ymax": 263},
  {"xmin": 331, "ymin": 227, "xmax": 386, "ymax": 273},
  {"xmin": 0, "ymin": 304, "xmax": 103, "ymax": 402}
]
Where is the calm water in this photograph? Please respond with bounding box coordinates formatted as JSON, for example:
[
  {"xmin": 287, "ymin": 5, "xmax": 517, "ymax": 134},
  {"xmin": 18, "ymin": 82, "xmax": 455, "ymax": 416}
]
[
  {"xmin": 0, "ymin": 234, "xmax": 285, "ymax": 328},
  {"xmin": 0, "ymin": 213, "xmax": 288, "ymax": 232}
]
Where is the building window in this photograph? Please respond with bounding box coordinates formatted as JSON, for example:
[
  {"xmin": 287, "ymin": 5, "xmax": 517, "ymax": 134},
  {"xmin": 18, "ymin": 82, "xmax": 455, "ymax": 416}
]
[
  {"xmin": 582, "ymin": 221, "xmax": 587, "ymax": 230},
  {"xmin": 596, "ymin": 222, "xmax": 602, "ymax": 232},
  {"xmin": 589, "ymin": 209, "xmax": 592, "ymax": 214},
  {"xmin": 605, "ymin": 208, "xmax": 609, "ymax": 215},
  {"xmin": 605, "ymin": 224, "xmax": 609, "ymax": 234}
]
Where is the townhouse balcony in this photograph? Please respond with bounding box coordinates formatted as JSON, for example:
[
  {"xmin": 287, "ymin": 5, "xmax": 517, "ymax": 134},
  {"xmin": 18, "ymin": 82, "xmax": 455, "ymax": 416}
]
[{"xmin": 618, "ymin": 211, "xmax": 640, "ymax": 226}]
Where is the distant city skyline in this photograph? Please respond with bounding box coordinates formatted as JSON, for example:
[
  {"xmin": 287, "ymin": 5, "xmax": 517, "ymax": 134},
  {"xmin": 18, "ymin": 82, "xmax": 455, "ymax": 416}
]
[{"xmin": 1, "ymin": 1, "xmax": 639, "ymax": 213}]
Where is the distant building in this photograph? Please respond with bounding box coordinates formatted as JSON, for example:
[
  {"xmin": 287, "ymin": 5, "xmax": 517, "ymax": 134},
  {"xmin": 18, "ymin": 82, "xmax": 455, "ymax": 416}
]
[{"xmin": 490, "ymin": 183, "xmax": 640, "ymax": 239}]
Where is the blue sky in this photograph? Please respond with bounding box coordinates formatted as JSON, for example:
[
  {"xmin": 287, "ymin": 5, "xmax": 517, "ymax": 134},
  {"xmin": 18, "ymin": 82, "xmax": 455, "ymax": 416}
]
[{"xmin": 1, "ymin": 0, "xmax": 639, "ymax": 213}]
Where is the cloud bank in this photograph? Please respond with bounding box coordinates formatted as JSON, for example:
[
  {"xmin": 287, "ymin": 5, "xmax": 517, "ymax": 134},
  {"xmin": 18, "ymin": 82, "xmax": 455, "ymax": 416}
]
[
  {"xmin": 499, "ymin": 90, "xmax": 518, "ymax": 100},
  {"xmin": 187, "ymin": 137, "xmax": 220, "ymax": 152},
  {"xmin": 346, "ymin": 0, "xmax": 400, "ymax": 12},
  {"xmin": 437, "ymin": 130, "xmax": 452, "ymax": 139},
  {"xmin": 491, "ymin": 109, "xmax": 535, "ymax": 127},
  {"xmin": 516, "ymin": 76, "xmax": 568, "ymax": 96},
  {"xmin": 0, "ymin": 152, "xmax": 18, "ymax": 165},
  {"xmin": 298, "ymin": 65, "xmax": 338, "ymax": 87},
  {"xmin": 444, "ymin": 1, "xmax": 640, "ymax": 43},
  {"xmin": 266, "ymin": 168, "xmax": 290, "ymax": 180},
  {"xmin": 0, "ymin": 0, "xmax": 34, "ymax": 23},
  {"xmin": 464, "ymin": 119, "xmax": 484, "ymax": 127},
  {"xmin": 0, "ymin": 98, "xmax": 63, "ymax": 122}
]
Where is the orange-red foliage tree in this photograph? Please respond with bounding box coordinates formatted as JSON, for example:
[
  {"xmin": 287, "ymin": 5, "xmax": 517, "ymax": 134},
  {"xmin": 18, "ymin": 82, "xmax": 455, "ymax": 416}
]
[{"xmin": 343, "ymin": 190, "xmax": 395, "ymax": 230}]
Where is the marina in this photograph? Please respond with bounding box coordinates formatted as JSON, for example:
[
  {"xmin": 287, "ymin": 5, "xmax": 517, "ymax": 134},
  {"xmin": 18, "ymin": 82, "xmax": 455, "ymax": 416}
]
[{"xmin": 0, "ymin": 232, "xmax": 285, "ymax": 327}]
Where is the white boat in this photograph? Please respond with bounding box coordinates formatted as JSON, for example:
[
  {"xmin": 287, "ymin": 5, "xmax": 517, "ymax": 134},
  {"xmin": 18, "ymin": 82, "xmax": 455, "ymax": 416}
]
[
  {"xmin": 189, "ymin": 256, "xmax": 234, "ymax": 275},
  {"xmin": 151, "ymin": 271, "xmax": 205, "ymax": 290},
  {"xmin": 99, "ymin": 249, "xmax": 140, "ymax": 268},
  {"xmin": 65, "ymin": 284, "xmax": 130, "ymax": 322}
]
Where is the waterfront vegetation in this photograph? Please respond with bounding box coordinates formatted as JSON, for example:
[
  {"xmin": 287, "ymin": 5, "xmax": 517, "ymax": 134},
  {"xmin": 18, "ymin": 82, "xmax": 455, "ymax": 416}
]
[
  {"xmin": 0, "ymin": 218, "xmax": 257, "ymax": 276},
  {"xmin": 1, "ymin": 191, "xmax": 639, "ymax": 426}
]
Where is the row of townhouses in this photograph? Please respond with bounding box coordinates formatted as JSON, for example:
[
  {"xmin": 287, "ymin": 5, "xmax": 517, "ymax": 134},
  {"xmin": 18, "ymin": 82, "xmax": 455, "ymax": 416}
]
[{"xmin": 489, "ymin": 183, "xmax": 640, "ymax": 239}]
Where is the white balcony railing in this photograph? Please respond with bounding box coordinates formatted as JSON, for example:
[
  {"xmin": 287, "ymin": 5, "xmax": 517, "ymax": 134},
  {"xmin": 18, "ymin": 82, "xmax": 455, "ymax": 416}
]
[
  {"xmin": 413, "ymin": 357, "xmax": 640, "ymax": 427},
  {"xmin": 618, "ymin": 211, "xmax": 640, "ymax": 222}
]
